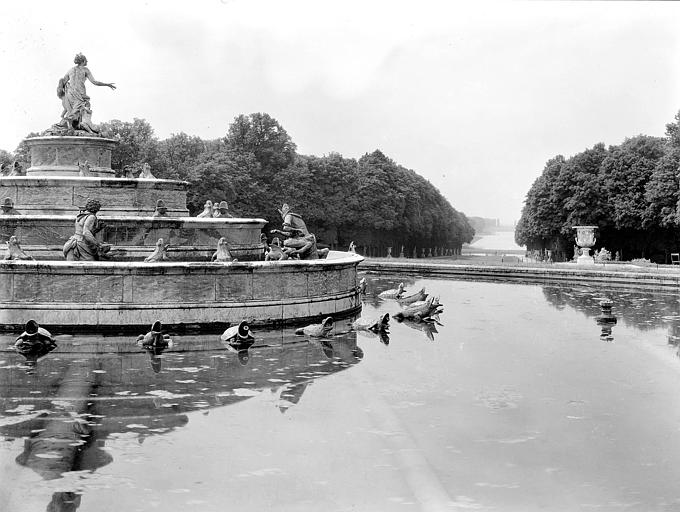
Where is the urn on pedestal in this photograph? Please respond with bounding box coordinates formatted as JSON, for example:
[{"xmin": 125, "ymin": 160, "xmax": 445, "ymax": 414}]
[{"xmin": 573, "ymin": 226, "xmax": 597, "ymax": 265}]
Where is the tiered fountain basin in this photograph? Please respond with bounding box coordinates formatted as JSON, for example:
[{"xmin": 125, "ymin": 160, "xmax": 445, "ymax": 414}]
[
  {"xmin": 0, "ymin": 251, "xmax": 363, "ymax": 332},
  {"xmin": 0, "ymin": 215, "xmax": 267, "ymax": 261},
  {"xmin": 25, "ymin": 136, "xmax": 118, "ymax": 177},
  {"xmin": 0, "ymin": 176, "xmax": 190, "ymax": 216}
]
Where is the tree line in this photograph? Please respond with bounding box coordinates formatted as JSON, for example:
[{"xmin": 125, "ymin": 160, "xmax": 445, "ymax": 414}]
[
  {"xmin": 4, "ymin": 113, "xmax": 474, "ymax": 254},
  {"xmin": 515, "ymin": 110, "xmax": 680, "ymax": 263}
]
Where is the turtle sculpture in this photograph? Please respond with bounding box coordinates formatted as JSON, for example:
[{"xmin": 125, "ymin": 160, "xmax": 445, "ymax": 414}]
[
  {"xmin": 295, "ymin": 317, "xmax": 334, "ymax": 337},
  {"xmin": 14, "ymin": 319, "xmax": 56, "ymax": 353},
  {"xmin": 136, "ymin": 320, "xmax": 172, "ymax": 348},
  {"xmin": 397, "ymin": 287, "xmax": 427, "ymax": 306},
  {"xmin": 378, "ymin": 282, "xmax": 406, "ymax": 299},
  {"xmin": 220, "ymin": 320, "xmax": 256, "ymax": 351},
  {"xmin": 351, "ymin": 313, "xmax": 390, "ymax": 333},
  {"xmin": 265, "ymin": 237, "xmax": 287, "ymax": 261},
  {"xmin": 144, "ymin": 238, "xmax": 170, "ymax": 262},
  {"xmin": 393, "ymin": 296, "xmax": 444, "ymax": 322},
  {"xmin": 212, "ymin": 237, "xmax": 235, "ymax": 262},
  {"xmin": 4, "ymin": 236, "xmax": 34, "ymax": 260}
]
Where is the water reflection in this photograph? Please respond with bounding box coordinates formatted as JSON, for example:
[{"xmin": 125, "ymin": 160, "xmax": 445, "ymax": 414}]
[
  {"xmin": 398, "ymin": 318, "xmax": 442, "ymax": 341},
  {"xmin": 542, "ymin": 284, "xmax": 679, "ymax": 346},
  {"xmin": 0, "ymin": 327, "xmax": 362, "ymax": 509}
]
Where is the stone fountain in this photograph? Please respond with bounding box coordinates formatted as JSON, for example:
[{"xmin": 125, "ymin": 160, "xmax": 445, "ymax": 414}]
[{"xmin": 0, "ymin": 54, "xmax": 362, "ymax": 332}]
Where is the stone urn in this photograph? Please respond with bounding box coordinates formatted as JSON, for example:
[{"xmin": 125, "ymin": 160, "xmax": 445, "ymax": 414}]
[{"xmin": 573, "ymin": 225, "xmax": 597, "ymax": 265}]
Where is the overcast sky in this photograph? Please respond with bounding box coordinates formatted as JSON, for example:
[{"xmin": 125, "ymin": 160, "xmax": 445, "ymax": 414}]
[{"xmin": 1, "ymin": 0, "xmax": 679, "ymax": 224}]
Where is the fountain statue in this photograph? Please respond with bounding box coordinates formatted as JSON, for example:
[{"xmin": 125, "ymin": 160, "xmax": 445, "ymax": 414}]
[{"xmin": 0, "ymin": 53, "xmax": 362, "ymax": 331}]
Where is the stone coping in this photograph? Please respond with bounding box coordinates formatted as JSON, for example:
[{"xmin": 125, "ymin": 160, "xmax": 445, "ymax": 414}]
[
  {"xmin": 25, "ymin": 135, "xmax": 118, "ymax": 143},
  {"xmin": 0, "ymin": 176, "xmax": 189, "ymax": 188},
  {"xmin": 0, "ymin": 214, "xmax": 267, "ymax": 225},
  {"xmin": 0, "ymin": 251, "xmax": 363, "ymax": 272},
  {"xmin": 359, "ymin": 259, "xmax": 680, "ymax": 288}
]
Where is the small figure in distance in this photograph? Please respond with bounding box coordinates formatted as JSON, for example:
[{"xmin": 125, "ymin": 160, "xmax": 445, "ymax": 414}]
[
  {"xmin": 144, "ymin": 238, "xmax": 170, "ymax": 262},
  {"xmin": 197, "ymin": 200, "xmax": 213, "ymax": 218},
  {"xmin": 4, "ymin": 236, "xmax": 34, "ymax": 260},
  {"xmin": 213, "ymin": 200, "xmax": 233, "ymax": 218},
  {"xmin": 348, "ymin": 241, "xmax": 356, "ymax": 253},
  {"xmin": 139, "ymin": 163, "xmax": 156, "ymax": 179},
  {"xmin": 153, "ymin": 199, "xmax": 168, "ymax": 217},
  {"xmin": 78, "ymin": 159, "xmax": 92, "ymax": 177},
  {"xmin": 1, "ymin": 197, "xmax": 21, "ymax": 215},
  {"xmin": 264, "ymin": 237, "xmax": 288, "ymax": 261},
  {"xmin": 212, "ymin": 237, "xmax": 236, "ymax": 262}
]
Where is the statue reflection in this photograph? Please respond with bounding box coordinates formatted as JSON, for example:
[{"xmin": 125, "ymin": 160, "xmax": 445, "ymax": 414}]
[
  {"xmin": 399, "ymin": 318, "xmax": 442, "ymax": 341},
  {"xmin": 0, "ymin": 328, "xmax": 363, "ymax": 510}
]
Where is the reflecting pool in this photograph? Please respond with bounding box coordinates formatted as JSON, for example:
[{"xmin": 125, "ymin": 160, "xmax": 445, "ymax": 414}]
[{"xmin": 2, "ymin": 275, "xmax": 680, "ymax": 511}]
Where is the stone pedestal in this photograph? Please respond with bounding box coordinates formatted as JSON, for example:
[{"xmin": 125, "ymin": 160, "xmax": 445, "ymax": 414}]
[
  {"xmin": 25, "ymin": 136, "xmax": 118, "ymax": 177},
  {"xmin": 573, "ymin": 225, "xmax": 597, "ymax": 265}
]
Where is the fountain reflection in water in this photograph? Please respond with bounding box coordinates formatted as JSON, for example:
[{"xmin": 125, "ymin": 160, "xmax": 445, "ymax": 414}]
[{"xmin": 0, "ymin": 328, "xmax": 362, "ymax": 510}]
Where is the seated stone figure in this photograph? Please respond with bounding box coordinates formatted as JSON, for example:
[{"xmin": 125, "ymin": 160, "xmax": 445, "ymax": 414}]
[
  {"xmin": 153, "ymin": 199, "xmax": 168, "ymax": 217},
  {"xmin": 63, "ymin": 199, "xmax": 108, "ymax": 261},
  {"xmin": 1, "ymin": 197, "xmax": 20, "ymax": 215},
  {"xmin": 213, "ymin": 200, "xmax": 233, "ymax": 218},
  {"xmin": 265, "ymin": 237, "xmax": 288, "ymax": 261},
  {"xmin": 270, "ymin": 203, "xmax": 319, "ymax": 260}
]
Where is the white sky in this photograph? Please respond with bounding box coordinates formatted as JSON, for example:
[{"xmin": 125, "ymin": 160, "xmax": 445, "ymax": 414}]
[{"xmin": 1, "ymin": 0, "xmax": 679, "ymax": 224}]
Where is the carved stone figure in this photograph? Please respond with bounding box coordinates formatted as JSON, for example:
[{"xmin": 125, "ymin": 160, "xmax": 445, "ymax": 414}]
[
  {"xmin": 8, "ymin": 161, "xmax": 24, "ymax": 176},
  {"xmin": 378, "ymin": 282, "xmax": 406, "ymax": 299},
  {"xmin": 212, "ymin": 237, "xmax": 235, "ymax": 262},
  {"xmin": 386, "ymin": 247, "xmax": 392, "ymax": 258},
  {"xmin": 221, "ymin": 320, "xmax": 255, "ymax": 350},
  {"xmin": 153, "ymin": 199, "xmax": 168, "ymax": 217},
  {"xmin": 197, "ymin": 200, "xmax": 213, "ymax": 218},
  {"xmin": 0, "ymin": 162, "xmax": 10, "ymax": 176},
  {"xmin": 1, "ymin": 197, "xmax": 20, "ymax": 215},
  {"xmin": 348, "ymin": 241, "xmax": 356, "ymax": 253},
  {"xmin": 136, "ymin": 321, "xmax": 172, "ymax": 348},
  {"xmin": 265, "ymin": 237, "xmax": 288, "ymax": 261},
  {"xmin": 213, "ymin": 200, "xmax": 233, "ymax": 218},
  {"xmin": 397, "ymin": 287, "xmax": 427, "ymax": 306},
  {"xmin": 139, "ymin": 163, "xmax": 156, "ymax": 179},
  {"xmin": 270, "ymin": 203, "xmax": 319, "ymax": 260},
  {"xmin": 63, "ymin": 199, "xmax": 107, "ymax": 261},
  {"xmin": 352, "ymin": 313, "xmax": 390, "ymax": 333},
  {"xmin": 295, "ymin": 317, "xmax": 334, "ymax": 337},
  {"xmin": 399, "ymin": 245, "xmax": 405, "ymax": 258},
  {"xmin": 4, "ymin": 236, "xmax": 34, "ymax": 260},
  {"xmin": 393, "ymin": 295, "xmax": 444, "ymax": 322},
  {"xmin": 78, "ymin": 159, "xmax": 92, "ymax": 177},
  {"xmin": 50, "ymin": 53, "xmax": 116, "ymax": 135},
  {"xmin": 14, "ymin": 320, "xmax": 55, "ymax": 353},
  {"xmin": 144, "ymin": 238, "xmax": 170, "ymax": 262}
]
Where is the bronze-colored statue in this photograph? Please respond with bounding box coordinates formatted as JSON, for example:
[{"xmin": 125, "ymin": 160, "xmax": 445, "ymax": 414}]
[
  {"xmin": 51, "ymin": 53, "xmax": 116, "ymax": 135},
  {"xmin": 270, "ymin": 203, "xmax": 319, "ymax": 260},
  {"xmin": 63, "ymin": 199, "xmax": 107, "ymax": 261},
  {"xmin": 144, "ymin": 238, "xmax": 170, "ymax": 262},
  {"xmin": 197, "ymin": 200, "xmax": 213, "ymax": 218},
  {"xmin": 4, "ymin": 235, "xmax": 34, "ymax": 260},
  {"xmin": 1, "ymin": 197, "xmax": 20, "ymax": 215}
]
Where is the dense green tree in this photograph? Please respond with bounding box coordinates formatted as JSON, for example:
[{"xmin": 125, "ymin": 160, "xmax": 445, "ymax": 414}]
[{"xmin": 100, "ymin": 118, "xmax": 160, "ymax": 172}]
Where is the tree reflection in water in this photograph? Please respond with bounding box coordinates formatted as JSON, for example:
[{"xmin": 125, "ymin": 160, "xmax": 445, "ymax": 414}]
[{"xmin": 0, "ymin": 327, "xmax": 362, "ymax": 511}]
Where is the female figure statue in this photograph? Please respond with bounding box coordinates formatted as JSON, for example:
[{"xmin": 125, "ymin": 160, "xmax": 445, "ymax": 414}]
[
  {"xmin": 63, "ymin": 199, "xmax": 106, "ymax": 260},
  {"xmin": 54, "ymin": 53, "xmax": 116, "ymax": 134}
]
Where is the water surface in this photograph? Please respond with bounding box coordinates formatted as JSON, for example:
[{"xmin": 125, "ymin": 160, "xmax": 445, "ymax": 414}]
[{"xmin": 2, "ymin": 276, "xmax": 680, "ymax": 511}]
